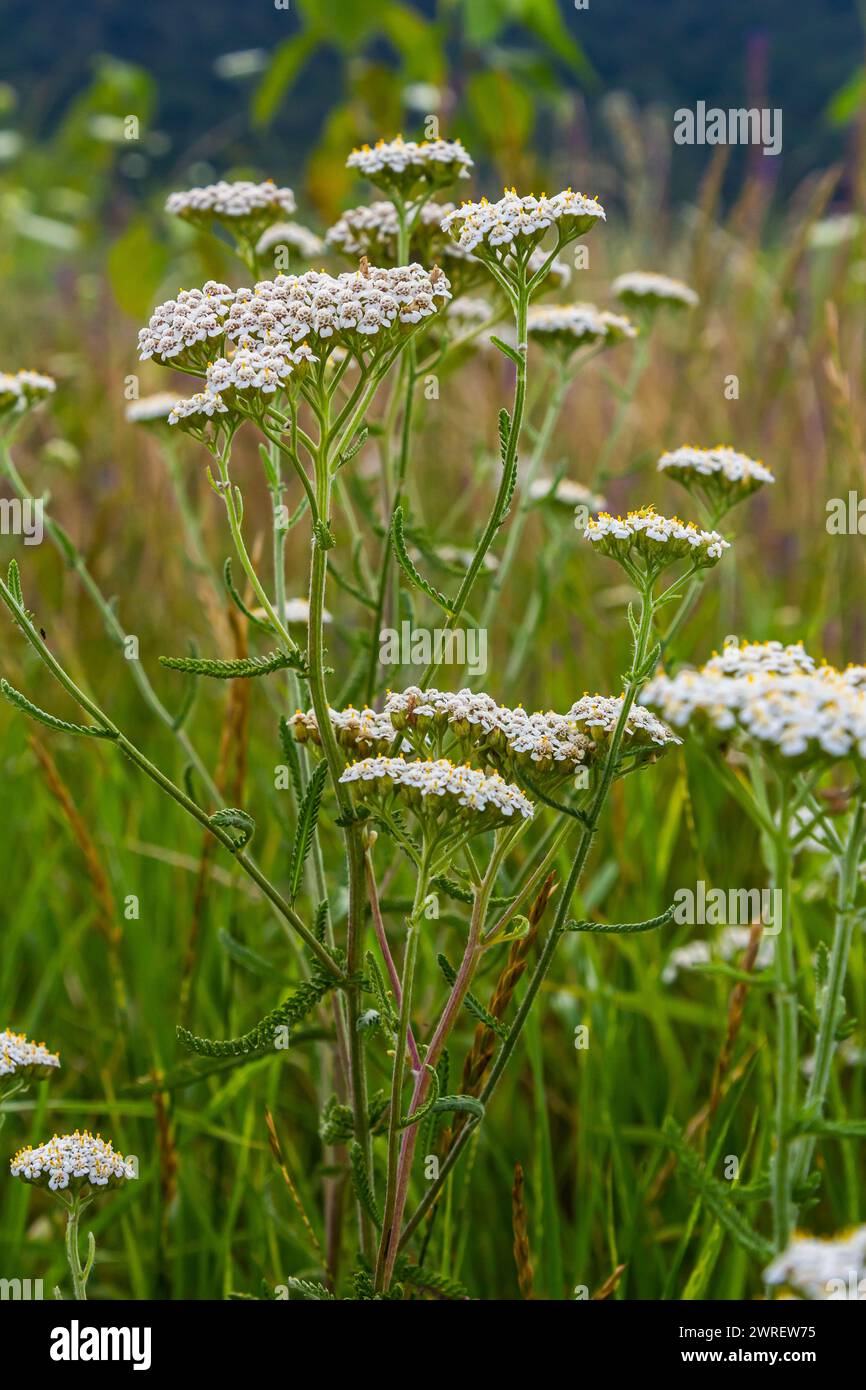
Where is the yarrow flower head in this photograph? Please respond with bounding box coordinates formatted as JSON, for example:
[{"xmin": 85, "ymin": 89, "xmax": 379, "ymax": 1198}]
[
  {"xmin": 441, "ymin": 189, "xmax": 605, "ymax": 269},
  {"xmin": 527, "ymin": 304, "xmax": 637, "ymax": 358},
  {"xmin": 124, "ymin": 391, "xmax": 181, "ymax": 426},
  {"xmin": 0, "ymin": 369, "xmax": 56, "ymax": 423},
  {"xmin": 141, "ymin": 264, "xmax": 451, "ymax": 427},
  {"xmin": 701, "ymin": 639, "xmax": 816, "ymax": 679},
  {"xmin": 0, "ymin": 1029, "xmax": 60, "ymax": 1085},
  {"xmin": 11, "ymin": 1130, "xmax": 137, "ymax": 1194},
  {"xmin": 167, "ymin": 390, "xmax": 229, "ymax": 438},
  {"xmin": 611, "ymin": 271, "xmax": 698, "ymax": 312},
  {"xmin": 658, "ymin": 444, "xmax": 775, "ymax": 516},
  {"xmin": 566, "ymin": 694, "xmax": 681, "ymax": 769},
  {"xmin": 250, "ymin": 597, "xmax": 331, "ymax": 627},
  {"xmin": 294, "ymin": 687, "xmax": 678, "ymax": 791},
  {"xmin": 339, "ymin": 755, "xmax": 534, "ymax": 836},
  {"xmin": 584, "ymin": 506, "xmax": 730, "ymax": 578},
  {"xmin": 255, "ymin": 221, "xmax": 325, "ymax": 265},
  {"xmin": 346, "ymin": 136, "xmax": 473, "ymax": 199},
  {"xmin": 642, "ymin": 644, "xmax": 866, "ymax": 768},
  {"xmin": 763, "ymin": 1226, "xmax": 866, "ymax": 1300},
  {"xmin": 165, "ymin": 180, "xmax": 297, "ymax": 242},
  {"xmin": 326, "ymin": 201, "xmax": 487, "ymax": 295}
]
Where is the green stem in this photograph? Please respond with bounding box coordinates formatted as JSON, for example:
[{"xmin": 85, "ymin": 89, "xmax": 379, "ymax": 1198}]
[
  {"xmin": 400, "ymin": 583, "xmax": 658, "ymax": 1249},
  {"xmin": 64, "ymin": 1196, "xmax": 92, "ymax": 1300},
  {"xmin": 792, "ymin": 799, "xmax": 866, "ymax": 1189},
  {"xmin": 771, "ymin": 777, "xmax": 797, "ymax": 1253}
]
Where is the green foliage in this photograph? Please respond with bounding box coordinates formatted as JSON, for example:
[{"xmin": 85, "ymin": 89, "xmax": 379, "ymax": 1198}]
[{"xmin": 160, "ymin": 651, "xmax": 305, "ymax": 679}]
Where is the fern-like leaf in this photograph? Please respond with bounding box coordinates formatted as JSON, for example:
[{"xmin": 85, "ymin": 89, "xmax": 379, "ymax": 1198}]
[
  {"xmin": 0, "ymin": 679, "xmax": 116, "ymax": 739},
  {"xmin": 288, "ymin": 761, "xmax": 328, "ymax": 904},
  {"xmin": 177, "ymin": 963, "xmax": 339, "ymax": 1058},
  {"xmin": 391, "ymin": 506, "xmax": 453, "ymax": 616},
  {"xmin": 160, "ymin": 650, "xmax": 304, "ymax": 679},
  {"xmin": 349, "ymin": 1141, "xmax": 381, "ymax": 1228},
  {"xmin": 209, "ymin": 807, "xmax": 255, "ymax": 849},
  {"xmin": 562, "ymin": 902, "xmax": 676, "ymax": 936}
]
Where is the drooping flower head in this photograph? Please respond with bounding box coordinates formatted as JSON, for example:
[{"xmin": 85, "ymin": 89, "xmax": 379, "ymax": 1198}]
[
  {"xmin": 347, "ymin": 136, "xmax": 473, "ymax": 199},
  {"xmin": 1, "ymin": 1029, "xmax": 60, "ymax": 1086},
  {"xmin": 339, "ymin": 755, "xmax": 534, "ymax": 838},
  {"xmin": 611, "ymin": 271, "xmax": 698, "ymax": 312},
  {"xmin": 658, "ymin": 444, "xmax": 774, "ymax": 517},
  {"xmin": 0, "ymin": 370, "xmax": 56, "ymax": 424},
  {"xmin": 165, "ymin": 180, "xmax": 297, "ymax": 244},
  {"xmin": 11, "ymin": 1130, "xmax": 137, "ymax": 1194},
  {"xmin": 527, "ymin": 304, "xmax": 637, "ymax": 359},
  {"xmin": 584, "ymin": 506, "xmax": 730, "ymax": 580}
]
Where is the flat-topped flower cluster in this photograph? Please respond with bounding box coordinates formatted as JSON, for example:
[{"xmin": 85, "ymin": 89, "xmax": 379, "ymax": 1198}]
[
  {"xmin": 339, "ymin": 755, "xmax": 534, "ymax": 830},
  {"xmin": 0, "ymin": 1028, "xmax": 60, "ymax": 1079},
  {"xmin": 347, "ymin": 136, "xmax": 473, "ymax": 195},
  {"xmin": 658, "ymin": 445, "xmax": 775, "ymax": 511},
  {"xmin": 292, "ymin": 687, "xmax": 678, "ymax": 792},
  {"xmin": 138, "ymin": 264, "xmax": 452, "ymax": 424},
  {"xmin": 643, "ymin": 644, "xmax": 866, "ymax": 764},
  {"xmin": 441, "ymin": 188, "xmax": 605, "ymax": 256},
  {"xmin": 584, "ymin": 507, "xmax": 730, "ymax": 570},
  {"xmin": 11, "ymin": 1130, "xmax": 136, "ymax": 1193},
  {"xmin": 0, "ymin": 369, "xmax": 56, "ymax": 419},
  {"xmin": 612, "ymin": 271, "xmax": 698, "ymax": 309},
  {"xmin": 165, "ymin": 180, "xmax": 297, "ymax": 236},
  {"xmin": 528, "ymin": 303, "xmax": 637, "ymax": 354}
]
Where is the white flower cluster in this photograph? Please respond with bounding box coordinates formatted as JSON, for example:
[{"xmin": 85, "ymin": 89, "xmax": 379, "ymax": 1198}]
[
  {"xmin": 642, "ymin": 651, "xmax": 866, "ymax": 763},
  {"xmin": 168, "ymin": 392, "xmax": 229, "ymax": 427},
  {"xmin": 701, "ymin": 640, "xmax": 816, "ymax": 679},
  {"xmin": 441, "ymin": 189, "xmax": 605, "ymax": 255},
  {"xmin": 0, "ymin": 369, "xmax": 56, "ymax": 417},
  {"xmin": 527, "ymin": 303, "xmax": 637, "ymax": 353},
  {"xmin": 662, "ymin": 926, "xmax": 775, "ymax": 983},
  {"xmin": 256, "ymin": 221, "xmax": 324, "ymax": 261},
  {"xmin": 0, "ymin": 1029, "xmax": 60, "ymax": 1078},
  {"xmin": 142, "ymin": 267, "xmax": 451, "ymax": 424},
  {"xmin": 225, "ymin": 264, "xmax": 451, "ymax": 346},
  {"xmin": 764, "ymin": 1226, "xmax": 866, "ymax": 1300},
  {"xmin": 611, "ymin": 271, "xmax": 698, "ymax": 308},
  {"xmin": 165, "ymin": 180, "xmax": 296, "ymax": 230},
  {"xmin": 658, "ymin": 445, "xmax": 775, "ymax": 505},
  {"xmin": 11, "ymin": 1131, "xmax": 137, "ymax": 1192},
  {"xmin": 204, "ymin": 341, "xmax": 318, "ymax": 398},
  {"xmin": 326, "ymin": 200, "xmax": 453, "ymax": 257},
  {"xmin": 293, "ymin": 704, "xmax": 400, "ymax": 757},
  {"xmin": 567, "ymin": 694, "xmax": 681, "ymax": 748},
  {"xmin": 528, "ymin": 476, "xmax": 608, "ymax": 512},
  {"xmin": 584, "ymin": 507, "xmax": 730, "ymax": 569},
  {"xmin": 347, "ymin": 137, "xmax": 473, "ymax": 193},
  {"xmin": 249, "ymin": 598, "xmax": 331, "ymax": 626},
  {"xmin": 384, "ymin": 687, "xmax": 592, "ymax": 775},
  {"xmin": 138, "ymin": 281, "xmax": 235, "ymax": 364},
  {"xmin": 125, "ymin": 392, "xmax": 179, "ymax": 424},
  {"xmin": 447, "ymin": 296, "xmax": 494, "ymax": 326},
  {"xmin": 339, "ymin": 755, "xmax": 534, "ymax": 823}
]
